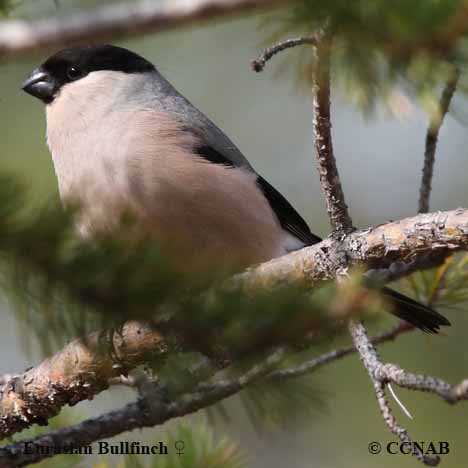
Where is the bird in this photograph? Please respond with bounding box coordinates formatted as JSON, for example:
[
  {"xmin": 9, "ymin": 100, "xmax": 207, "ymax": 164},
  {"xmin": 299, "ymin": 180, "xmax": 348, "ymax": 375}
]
[{"xmin": 22, "ymin": 44, "xmax": 450, "ymax": 333}]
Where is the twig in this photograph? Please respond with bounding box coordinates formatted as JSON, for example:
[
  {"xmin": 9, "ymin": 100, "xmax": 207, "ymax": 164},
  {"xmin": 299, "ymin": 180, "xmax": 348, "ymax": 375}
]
[
  {"xmin": 344, "ymin": 65, "xmax": 460, "ymax": 468},
  {"xmin": 251, "ymin": 34, "xmax": 457, "ymax": 466},
  {"xmin": 418, "ymin": 67, "xmax": 460, "ymax": 214},
  {"xmin": 0, "ymin": 0, "xmax": 289, "ymax": 58},
  {"xmin": 268, "ymin": 321, "xmax": 413, "ymax": 380},
  {"xmin": 364, "ymin": 252, "xmax": 449, "ymax": 289},
  {"xmin": 0, "ymin": 349, "xmax": 286, "ymax": 468},
  {"xmin": 348, "ymin": 321, "xmax": 440, "ymax": 466},
  {"xmin": 251, "ymin": 36, "xmax": 317, "ymax": 72},
  {"xmin": 250, "ymin": 30, "xmax": 353, "ymax": 235},
  {"xmin": 0, "ymin": 208, "xmax": 465, "ymax": 441},
  {"xmin": 5, "ymin": 318, "xmax": 468, "ymax": 468},
  {"xmin": 373, "ymin": 363, "xmax": 468, "ymax": 404},
  {"xmin": 1, "ymin": 210, "xmax": 466, "ymax": 441},
  {"xmin": 312, "ymin": 34, "xmax": 354, "ymax": 235},
  {"xmin": 196, "ymin": 347, "xmax": 286, "ymax": 392},
  {"xmin": 240, "ymin": 208, "xmax": 468, "ymax": 294},
  {"xmin": 373, "ymin": 379, "xmax": 439, "ymax": 465},
  {"xmin": 253, "ymin": 30, "xmax": 444, "ymax": 464},
  {"xmin": 0, "ymin": 321, "xmax": 172, "ymax": 439},
  {"xmin": 188, "ymin": 322, "xmax": 413, "ymax": 390}
]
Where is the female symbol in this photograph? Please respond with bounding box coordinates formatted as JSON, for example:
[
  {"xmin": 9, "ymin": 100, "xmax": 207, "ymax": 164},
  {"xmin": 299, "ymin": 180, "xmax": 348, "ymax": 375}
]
[{"xmin": 174, "ymin": 440, "xmax": 185, "ymax": 456}]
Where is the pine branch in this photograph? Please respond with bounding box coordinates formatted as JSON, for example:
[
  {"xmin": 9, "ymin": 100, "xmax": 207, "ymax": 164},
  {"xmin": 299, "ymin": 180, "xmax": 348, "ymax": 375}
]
[
  {"xmin": 0, "ymin": 349, "xmax": 286, "ymax": 468},
  {"xmin": 251, "ymin": 33, "xmax": 355, "ymax": 233},
  {"xmin": 251, "ymin": 36, "xmax": 317, "ymax": 72},
  {"xmin": 241, "ymin": 208, "xmax": 468, "ymax": 292},
  {"xmin": 2, "ymin": 34, "xmax": 468, "ymax": 459},
  {"xmin": 3, "ymin": 316, "xmax": 468, "ymax": 468},
  {"xmin": 249, "ymin": 30, "xmax": 464, "ymax": 467},
  {"xmin": 0, "ymin": 3, "xmax": 466, "ymax": 464},
  {"xmin": 4, "ymin": 200, "xmax": 463, "ymax": 441},
  {"xmin": 0, "ymin": 0, "xmax": 289, "ymax": 58},
  {"xmin": 0, "ymin": 321, "xmax": 175, "ymax": 440},
  {"xmin": 0, "ymin": 210, "xmax": 468, "ymax": 460},
  {"xmin": 343, "ymin": 64, "xmax": 463, "ymax": 467},
  {"xmin": 0, "ymin": 313, "xmax": 412, "ymax": 444},
  {"xmin": 306, "ymin": 31, "xmax": 435, "ymax": 465},
  {"xmin": 372, "ymin": 378, "xmax": 438, "ymax": 467},
  {"xmin": 418, "ymin": 67, "xmax": 461, "ymax": 214},
  {"xmin": 349, "ymin": 321, "xmax": 435, "ymax": 466},
  {"xmin": 0, "ymin": 278, "xmax": 344, "ymax": 443},
  {"xmin": 312, "ymin": 33, "xmax": 354, "ymax": 235},
  {"xmin": 268, "ymin": 320, "xmax": 413, "ymax": 380},
  {"xmin": 348, "ymin": 320, "xmax": 466, "ymax": 466},
  {"xmin": 6, "ymin": 205, "xmax": 467, "ymax": 442},
  {"xmin": 364, "ymin": 253, "xmax": 449, "ymax": 291}
]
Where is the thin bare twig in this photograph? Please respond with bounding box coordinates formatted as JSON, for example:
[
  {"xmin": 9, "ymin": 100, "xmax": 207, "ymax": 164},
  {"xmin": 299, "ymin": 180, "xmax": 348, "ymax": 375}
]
[
  {"xmin": 268, "ymin": 321, "xmax": 413, "ymax": 380},
  {"xmin": 364, "ymin": 252, "xmax": 449, "ymax": 289},
  {"xmin": 304, "ymin": 28, "xmax": 443, "ymax": 466},
  {"xmin": 0, "ymin": 349, "xmax": 286, "ymax": 468},
  {"xmin": 348, "ymin": 321, "xmax": 440, "ymax": 466},
  {"xmin": 250, "ymin": 30, "xmax": 353, "ymax": 235},
  {"xmin": 251, "ymin": 36, "xmax": 317, "ymax": 72},
  {"xmin": 418, "ymin": 67, "xmax": 461, "ymax": 214},
  {"xmin": 251, "ymin": 34, "xmax": 462, "ymax": 468},
  {"xmin": 378, "ymin": 364, "xmax": 468, "ymax": 403},
  {"xmin": 0, "ymin": 321, "xmax": 172, "ymax": 440},
  {"xmin": 345, "ymin": 66, "xmax": 461, "ymax": 468},
  {"xmin": 312, "ymin": 35, "xmax": 354, "ymax": 235},
  {"xmin": 6, "ymin": 318, "xmax": 468, "ymax": 468}
]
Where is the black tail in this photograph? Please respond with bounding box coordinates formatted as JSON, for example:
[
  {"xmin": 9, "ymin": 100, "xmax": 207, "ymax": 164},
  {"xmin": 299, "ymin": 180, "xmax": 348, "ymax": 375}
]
[{"xmin": 382, "ymin": 287, "xmax": 451, "ymax": 333}]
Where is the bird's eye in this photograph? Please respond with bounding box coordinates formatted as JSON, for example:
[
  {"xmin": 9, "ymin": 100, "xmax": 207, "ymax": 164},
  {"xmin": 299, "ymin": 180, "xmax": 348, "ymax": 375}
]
[{"xmin": 66, "ymin": 66, "xmax": 83, "ymax": 81}]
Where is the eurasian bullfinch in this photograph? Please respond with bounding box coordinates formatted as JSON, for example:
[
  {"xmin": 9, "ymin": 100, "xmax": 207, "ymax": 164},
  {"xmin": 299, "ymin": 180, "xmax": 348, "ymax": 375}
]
[{"xmin": 22, "ymin": 44, "xmax": 450, "ymax": 333}]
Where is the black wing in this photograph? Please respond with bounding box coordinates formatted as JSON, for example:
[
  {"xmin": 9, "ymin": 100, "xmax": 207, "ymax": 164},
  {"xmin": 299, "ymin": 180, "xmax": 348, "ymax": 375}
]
[
  {"xmin": 382, "ymin": 287, "xmax": 450, "ymax": 333},
  {"xmin": 195, "ymin": 144, "xmax": 322, "ymax": 247}
]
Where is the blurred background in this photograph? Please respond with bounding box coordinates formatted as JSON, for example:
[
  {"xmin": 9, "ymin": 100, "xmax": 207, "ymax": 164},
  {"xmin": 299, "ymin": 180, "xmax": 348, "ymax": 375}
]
[{"xmin": 1, "ymin": 1, "xmax": 468, "ymax": 467}]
